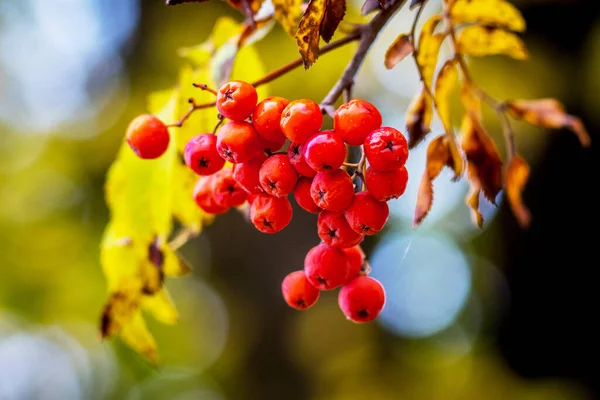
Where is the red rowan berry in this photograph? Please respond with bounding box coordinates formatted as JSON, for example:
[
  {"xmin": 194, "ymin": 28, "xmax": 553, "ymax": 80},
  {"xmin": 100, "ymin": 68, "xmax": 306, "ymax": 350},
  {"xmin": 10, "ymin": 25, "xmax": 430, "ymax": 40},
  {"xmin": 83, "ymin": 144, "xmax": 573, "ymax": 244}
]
[
  {"xmin": 193, "ymin": 175, "xmax": 229, "ymax": 214},
  {"xmin": 184, "ymin": 133, "xmax": 225, "ymax": 176},
  {"xmin": 338, "ymin": 276, "xmax": 386, "ymax": 323},
  {"xmin": 317, "ymin": 211, "xmax": 364, "ymax": 248},
  {"xmin": 216, "ymin": 121, "xmax": 262, "ymax": 163},
  {"xmin": 259, "ymin": 154, "xmax": 298, "ymax": 197},
  {"xmin": 343, "ymin": 246, "xmax": 365, "ymax": 284},
  {"xmin": 293, "ymin": 177, "xmax": 322, "ymax": 214},
  {"xmin": 126, "ymin": 114, "xmax": 170, "ymax": 159},
  {"xmin": 261, "ymin": 135, "xmax": 287, "ymax": 153},
  {"xmin": 250, "ymin": 194, "xmax": 293, "ymax": 234},
  {"xmin": 303, "ymin": 130, "xmax": 347, "ymax": 172},
  {"xmin": 363, "ymin": 127, "xmax": 409, "ymax": 171},
  {"xmin": 280, "ymin": 99, "xmax": 323, "ymax": 144},
  {"xmin": 233, "ymin": 153, "xmax": 267, "ymax": 194},
  {"xmin": 334, "ymin": 99, "xmax": 382, "ymax": 146},
  {"xmin": 364, "ymin": 165, "xmax": 408, "ymax": 201},
  {"xmin": 287, "ymin": 142, "xmax": 316, "ymax": 177},
  {"xmin": 344, "ymin": 191, "xmax": 389, "ymax": 235},
  {"xmin": 216, "ymin": 80, "xmax": 257, "ymax": 121},
  {"xmin": 252, "ymin": 96, "xmax": 289, "ymax": 144},
  {"xmin": 281, "ymin": 270, "xmax": 320, "ymax": 310},
  {"xmin": 211, "ymin": 167, "xmax": 248, "ymax": 207},
  {"xmin": 310, "ymin": 169, "xmax": 354, "ymax": 211},
  {"xmin": 304, "ymin": 243, "xmax": 349, "ymax": 290}
]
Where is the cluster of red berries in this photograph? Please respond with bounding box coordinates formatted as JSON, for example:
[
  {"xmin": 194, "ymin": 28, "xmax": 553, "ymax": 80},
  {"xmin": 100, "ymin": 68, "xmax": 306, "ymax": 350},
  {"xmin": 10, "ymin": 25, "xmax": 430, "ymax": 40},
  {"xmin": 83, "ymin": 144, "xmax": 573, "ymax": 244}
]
[{"xmin": 124, "ymin": 80, "xmax": 409, "ymax": 323}]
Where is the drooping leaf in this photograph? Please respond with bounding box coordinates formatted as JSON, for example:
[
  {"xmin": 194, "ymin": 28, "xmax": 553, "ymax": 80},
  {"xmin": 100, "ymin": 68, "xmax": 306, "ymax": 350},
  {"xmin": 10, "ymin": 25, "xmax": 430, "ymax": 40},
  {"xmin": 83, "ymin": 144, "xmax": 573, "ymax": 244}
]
[
  {"xmin": 119, "ymin": 312, "xmax": 158, "ymax": 364},
  {"xmin": 460, "ymin": 81, "xmax": 482, "ymax": 120},
  {"xmin": 296, "ymin": 0, "xmax": 327, "ymax": 68},
  {"xmin": 505, "ymin": 155, "xmax": 531, "ymax": 227},
  {"xmin": 272, "ymin": 0, "xmax": 303, "ymax": 36},
  {"xmin": 506, "ymin": 99, "xmax": 591, "ymax": 147},
  {"xmin": 450, "ymin": 0, "xmax": 525, "ymax": 32},
  {"xmin": 434, "ymin": 59, "xmax": 458, "ymax": 134},
  {"xmin": 456, "ymin": 25, "xmax": 528, "ymax": 60},
  {"xmin": 320, "ymin": 0, "xmax": 346, "ymax": 43},
  {"xmin": 361, "ymin": 0, "xmax": 380, "ymax": 15},
  {"xmin": 142, "ymin": 289, "xmax": 179, "ymax": 325},
  {"xmin": 461, "ymin": 114, "xmax": 503, "ymax": 203},
  {"xmin": 385, "ymin": 34, "xmax": 414, "ymax": 69},
  {"xmin": 406, "ymin": 85, "xmax": 433, "ymax": 148},
  {"xmin": 466, "ymin": 187, "xmax": 484, "ymax": 228},
  {"xmin": 417, "ymin": 15, "xmax": 444, "ymax": 86}
]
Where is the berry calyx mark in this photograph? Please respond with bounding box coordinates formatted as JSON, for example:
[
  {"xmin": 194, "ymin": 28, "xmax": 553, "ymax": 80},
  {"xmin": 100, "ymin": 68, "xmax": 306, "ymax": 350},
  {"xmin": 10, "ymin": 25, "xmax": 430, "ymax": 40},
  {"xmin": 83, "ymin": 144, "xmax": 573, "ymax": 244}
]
[
  {"xmin": 327, "ymin": 229, "xmax": 337, "ymax": 238},
  {"xmin": 199, "ymin": 157, "xmax": 209, "ymax": 168},
  {"xmin": 385, "ymin": 141, "xmax": 394, "ymax": 151},
  {"xmin": 318, "ymin": 190, "xmax": 325, "ymax": 200},
  {"xmin": 357, "ymin": 309, "xmax": 369, "ymax": 318},
  {"xmin": 262, "ymin": 218, "xmax": 273, "ymax": 228}
]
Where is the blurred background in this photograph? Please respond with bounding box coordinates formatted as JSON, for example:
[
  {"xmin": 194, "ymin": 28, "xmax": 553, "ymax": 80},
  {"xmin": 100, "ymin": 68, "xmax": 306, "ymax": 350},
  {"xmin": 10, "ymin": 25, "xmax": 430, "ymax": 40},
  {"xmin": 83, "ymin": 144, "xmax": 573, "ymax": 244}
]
[{"xmin": 0, "ymin": 0, "xmax": 598, "ymax": 399}]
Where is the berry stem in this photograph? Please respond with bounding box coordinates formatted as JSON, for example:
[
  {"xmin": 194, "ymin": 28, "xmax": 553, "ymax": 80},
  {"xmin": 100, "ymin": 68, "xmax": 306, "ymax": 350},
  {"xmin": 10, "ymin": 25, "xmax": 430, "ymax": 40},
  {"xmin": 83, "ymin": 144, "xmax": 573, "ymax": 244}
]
[
  {"xmin": 193, "ymin": 83, "xmax": 218, "ymax": 96},
  {"xmin": 213, "ymin": 114, "xmax": 225, "ymax": 134},
  {"xmin": 167, "ymin": 98, "xmax": 217, "ymax": 128}
]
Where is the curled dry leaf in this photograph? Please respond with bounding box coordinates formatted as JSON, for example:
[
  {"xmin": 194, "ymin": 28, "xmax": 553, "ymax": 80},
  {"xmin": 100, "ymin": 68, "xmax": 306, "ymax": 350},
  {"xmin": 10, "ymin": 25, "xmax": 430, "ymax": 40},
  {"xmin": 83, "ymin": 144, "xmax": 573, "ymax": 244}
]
[
  {"xmin": 466, "ymin": 187, "xmax": 484, "ymax": 228},
  {"xmin": 450, "ymin": 0, "xmax": 525, "ymax": 32},
  {"xmin": 417, "ymin": 14, "xmax": 444, "ymax": 86},
  {"xmin": 272, "ymin": 0, "xmax": 303, "ymax": 37},
  {"xmin": 320, "ymin": 0, "xmax": 347, "ymax": 43},
  {"xmin": 405, "ymin": 85, "xmax": 433, "ymax": 148},
  {"xmin": 456, "ymin": 25, "xmax": 528, "ymax": 60},
  {"xmin": 296, "ymin": 0, "xmax": 327, "ymax": 68},
  {"xmin": 506, "ymin": 99, "xmax": 591, "ymax": 147},
  {"xmin": 385, "ymin": 34, "xmax": 413, "ymax": 69},
  {"xmin": 506, "ymin": 155, "xmax": 531, "ymax": 227}
]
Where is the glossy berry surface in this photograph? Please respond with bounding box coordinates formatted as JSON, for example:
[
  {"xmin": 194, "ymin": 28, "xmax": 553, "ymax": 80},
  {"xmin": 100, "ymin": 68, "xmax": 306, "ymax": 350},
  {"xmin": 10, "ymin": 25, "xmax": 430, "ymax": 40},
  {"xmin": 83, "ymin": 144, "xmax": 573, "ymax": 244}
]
[
  {"xmin": 287, "ymin": 142, "xmax": 316, "ymax": 178},
  {"xmin": 261, "ymin": 135, "xmax": 287, "ymax": 153},
  {"xmin": 338, "ymin": 276, "xmax": 385, "ymax": 323},
  {"xmin": 343, "ymin": 246, "xmax": 364, "ymax": 284},
  {"xmin": 184, "ymin": 133, "xmax": 225, "ymax": 176},
  {"xmin": 293, "ymin": 177, "xmax": 322, "ymax": 214},
  {"xmin": 317, "ymin": 211, "xmax": 364, "ymax": 248},
  {"xmin": 304, "ymin": 243, "xmax": 349, "ymax": 290},
  {"xmin": 211, "ymin": 168, "xmax": 248, "ymax": 207},
  {"xmin": 259, "ymin": 154, "xmax": 298, "ymax": 197},
  {"xmin": 250, "ymin": 194, "xmax": 293, "ymax": 234},
  {"xmin": 310, "ymin": 170, "xmax": 354, "ymax": 212},
  {"xmin": 364, "ymin": 165, "xmax": 408, "ymax": 201},
  {"xmin": 345, "ymin": 191, "xmax": 389, "ymax": 235},
  {"xmin": 193, "ymin": 175, "xmax": 229, "ymax": 214},
  {"xmin": 303, "ymin": 130, "xmax": 347, "ymax": 172},
  {"xmin": 233, "ymin": 153, "xmax": 267, "ymax": 194},
  {"xmin": 252, "ymin": 96, "xmax": 289, "ymax": 144},
  {"xmin": 281, "ymin": 270, "xmax": 320, "ymax": 310},
  {"xmin": 334, "ymin": 99, "xmax": 382, "ymax": 146},
  {"xmin": 364, "ymin": 127, "xmax": 409, "ymax": 171},
  {"xmin": 126, "ymin": 114, "xmax": 170, "ymax": 159},
  {"xmin": 216, "ymin": 80, "xmax": 257, "ymax": 121},
  {"xmin": 216, "ymin": 121, "xmax": 262, "ymax": 163},
  {"xmin": 280, "ymin": 99, "xmax": 323, "ymax": 144}
]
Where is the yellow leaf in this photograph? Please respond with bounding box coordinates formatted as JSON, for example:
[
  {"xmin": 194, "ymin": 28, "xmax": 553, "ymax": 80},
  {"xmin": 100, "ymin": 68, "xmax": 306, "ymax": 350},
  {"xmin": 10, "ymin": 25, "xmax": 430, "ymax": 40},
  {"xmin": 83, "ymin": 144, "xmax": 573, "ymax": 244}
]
[
  {"xmin": 466, "ymin": 187, "xmax": 484, "ymax": 228},
  {"xmin": 505, "ymin": 155, "xmax": 531, "ymax": 227},
  {"xmin": 385, "ymin": 33, "xmax": 414, "ymax": 69},
  {"xmin": 457, "ymin": 26, "xmax": 528, "ymax": 60},
  {"xmin": 143, "ymin": 289, "xmax": 179, "ymax": 325},
  {"xmin": 320, "ymin": 0, "xmax": 347, "ymax": 43},
  {"xmin": 406, "ymin": 85, "xmax": 433, "ymax": 148},
  {"xmin": 163, "ymin": 246, "xmax": 193, "ymax": 277},
  {"xmin": 434, "ymin": 59, "xmax": 458, "ymax": 134},
  {"xmin": 417, "ymin": 15, "xmax": 444, "ymax": 86},
  {"xmin": 506, "ymin": 98, "xmax": 591, "ymax": 147},
  {"xmin": 296, "ymin": 0, "xmax": 327, "ymax": 68},
  {"xmin": 451, "ymin": 0, "xmax": 526, "ymax": 32},
  {"xmin": 460, "ymin": 82, "xmax": 482, "ymax": 120},
  {"xmin": 119, "ymin": 312, "xmax": 159, "ymax": 364},
  {"xmin": 272, "ymin": 0, "xmax": 303, "ymax": 37}
]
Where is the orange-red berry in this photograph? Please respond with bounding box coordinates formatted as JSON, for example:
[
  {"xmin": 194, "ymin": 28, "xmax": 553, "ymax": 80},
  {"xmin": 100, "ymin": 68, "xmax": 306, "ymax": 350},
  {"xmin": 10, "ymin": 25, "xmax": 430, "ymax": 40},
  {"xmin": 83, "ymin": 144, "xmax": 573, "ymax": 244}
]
[
  {"xmin": 233, "ymin": 153, "xmax": 267, "ymax": 194},
  {"xmin": 252, "ymin": 96, "xmax": 290, "ymax": 144},
  {"xmin": 280, "ymin": 99, "xmax": 323, "ymax": 144},
  {"xmin": 293, "ymin": 177, "xmax": 322, "ymax": 214},
  {"xmin": 338, "ymin": 276, "xmax": 386, "ymax": 323},
  {"xmin": 310, "ymin": 169, "xmax": 354, "ymax": 212},
  {"xmin": 216, "ymin": 121, "xmax": 262, "ymax": 163},
  {"xmin": 342, "ymin": 246, "xmax": 365, "ymax": 284},
  {"xmin": 344, "ymin": 191, "xmax": 389, "ymax": 235},
  {"xmin": 304, "ymin": 243, "xmax": 349, "ymax": 290},
  {"xmin": 364, "ymin": 165, "xmax": 408, "ymax": 201},
  {"xmin": 317, "ymin": 211, "xmax": 364, "ymax": 248},
  {"xmin": 363, "ymin": 127, "xmax": 408, "ymax": 171},
  {"xmin": 216, "ymin": 80, "xmax": 257, "ymax": 121},
  {"xmin": 281, "ymin": 270, "xmax": 320, "ymax": 310},
  {"xmin": 211, "ymin": 167, "xmax": 248, "ymax": 207},
  {"xmin": 334, "ymin": 99, "xmax": 382, "ymax": 146},
  {"xmin": 259, "ymin": 154, "xmax": 299, "ymax": 197},
  {"xmin": 184, "ymin": 133, "xmax": 225, "ymax": 176},
  {"xmin": 287, "ymin": 142, "xmax": 316, "ymax": 178},
  {"xmin": 303, "ymin": 130, "xmax": 347, "ymax": 172},
  {"xmin": 193, "ymin": 175, "xmax": 230, "ymax": 214},
  {"xmin": 250, "ymin": 193, "xmax": 293, "ymax": 234},
  {"xmin": 126, "ymin": 114, "xmax": 170, "ymax": 159}
]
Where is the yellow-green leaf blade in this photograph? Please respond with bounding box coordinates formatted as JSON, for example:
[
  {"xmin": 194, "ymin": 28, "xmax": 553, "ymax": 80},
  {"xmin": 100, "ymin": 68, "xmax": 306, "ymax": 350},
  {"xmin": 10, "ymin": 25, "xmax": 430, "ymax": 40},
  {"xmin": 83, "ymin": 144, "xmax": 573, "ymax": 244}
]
[
  {"xmin": 451, "ymin": 0, "xmax": 526, "ymax": 32},
  {"xmin": 457, "ymin": 26, "xmax": 528, "ymax": 60}
]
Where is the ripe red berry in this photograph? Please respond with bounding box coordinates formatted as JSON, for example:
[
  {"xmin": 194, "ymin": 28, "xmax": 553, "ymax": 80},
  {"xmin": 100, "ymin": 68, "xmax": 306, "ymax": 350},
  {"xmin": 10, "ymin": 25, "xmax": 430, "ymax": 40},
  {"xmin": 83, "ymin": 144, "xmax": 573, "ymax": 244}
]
[
  {"xmin": 304, "ymin": 243, "xmax": 349, "ymax": 290},
  {"xmin": 293, "ymin": 177, "xmax": 322, "ymax": 214},
  {"xmin": 344, "ymin": 191, "xmax": 389, "ymax": 235},
  {"xmin": 363, "ymin": 127, "xmax": 409, "ymax": 171},
  {"xmin": 364, "ymin": 165, "xmax": 408, "ymax": 201},
  {"xmin": 211, "ymin": 168, "xmax": 248, "ymax": 207},
  {"xmin": 233, "ymin": 153, "xmax": 267, "ymax": 194},
  {"xmin": 280, "ymin": 99, "xmax": 323, "ymax": 144},
  {"xmin": 303, "ymin": 130, "xmax": 347, "ymax": 172},
  {"xmin": 338, "ymin": 276, "xmax": 386, "ymax": 323},
  {"xmin": 193, "ymin": 175, "xmax": 229, "ymax": 214},
  {"xmin": 334, "ymin": 99, "xmax": 382, "ymax": 146},
  {"xmin": 126, "ymin": 114, "xmax": 170, "ymax": 159},
  {"xmin": 216, "ymin": 80, "xmax": 257, "ymax": 121},
  {"xmin": 184, "ymin": 133, "xmax": 225, "ymax": 176},
  {"xmin": 310, "ymin": 169, "xmax": 354, "ymax": 212},
  {"xmin": 343, "ymin": 246, "xmax": 365, "ymax": 284},
  {"xmin": 281, "ymin": 270, "xmax": 320, "ymax": 310},
  {"xmin": 261, "ymin": 135, "xmax": 287, "ymax": 153},
  {"xmin": 216, "ymin": 121, "xmax": 262, "ymax": 163},
  {"xmin": 259, "ymin": 154, "xmax": 298, "ymax": 197},
  {"xmin": 317, "ymin": 211, "xmax": 364, "ymax": 248},
  {"xmin": 250, "ymin": 194, "xmax": 293, "ymax": 234},
  {"xmin": 287, "ymin": 142, "xmax": 316, "ymax": 178},
  {"xmin": 252, "ymin": 96, "xmax": 290, "ymax": 144}
]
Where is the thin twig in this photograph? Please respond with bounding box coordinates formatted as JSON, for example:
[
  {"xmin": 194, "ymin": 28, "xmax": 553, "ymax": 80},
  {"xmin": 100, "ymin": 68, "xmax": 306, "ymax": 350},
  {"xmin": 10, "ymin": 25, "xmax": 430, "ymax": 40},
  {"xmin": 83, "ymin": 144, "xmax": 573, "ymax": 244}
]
[
  {"xmin": 213, "ymin": 115, "xmax": 225, "ymax": 134},
  {"xmin": 169, "ymin": 228, "xmax": 197, "ymax": 251},
  {"xmin": 193, "ymin": 83, "xmax": 218, "ymax": 96},
  {"xmin": 240, "ymin": 0, "xmax": 256, "ymax": 29}
]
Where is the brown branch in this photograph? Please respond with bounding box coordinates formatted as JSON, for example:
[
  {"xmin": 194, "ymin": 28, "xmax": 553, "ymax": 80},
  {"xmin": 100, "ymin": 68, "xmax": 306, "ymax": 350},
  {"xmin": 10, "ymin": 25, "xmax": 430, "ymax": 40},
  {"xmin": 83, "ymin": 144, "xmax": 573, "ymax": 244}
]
[
  {"xmin": 167, "ymin": 98, "xmax": 217, "ymax": 128},
  {"xmin": 240, "ymin": 0, "xmax": 256, "ymax": 29}
]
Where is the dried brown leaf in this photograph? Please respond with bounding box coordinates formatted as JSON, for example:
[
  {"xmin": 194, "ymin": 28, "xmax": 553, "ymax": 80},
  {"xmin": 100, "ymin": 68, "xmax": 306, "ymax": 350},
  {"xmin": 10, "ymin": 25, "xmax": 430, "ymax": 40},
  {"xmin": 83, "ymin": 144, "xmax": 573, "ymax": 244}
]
[
  {"xmin": 320, "ymin": 0, "xmax": 346, "ymax": 43},
  {"xmin": 506, "ymin": 99, "xmax": 591, "ymax": 147},
  {"xmin": 506, "ymin": 155, "xmax": 531, "ymax": 227},
  {"xmin": 273, "ymin": 0, "xmax": 303, "ymax": 37},
  {"xmin": 417, "ymin": 15, "xmax": 444, "ymax": 86},
  {"xmin": 406, "ymin": 85, "xmax": 433, "ymax": 148},
  {"xmin": 466, "ymin": 187, "xmax": 484, "ymax": 228},
  {"xmin": 385, "ymin": 34, "xmax": 414, "ymax": 69},
  {"xmin": 296, "ymin": 0, "xmax": 327, "ymax": 68},
  {"xmin": 457, "ymin": 25, "xmax": 528, "ymax": 60}
]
